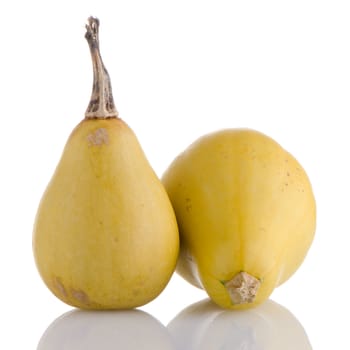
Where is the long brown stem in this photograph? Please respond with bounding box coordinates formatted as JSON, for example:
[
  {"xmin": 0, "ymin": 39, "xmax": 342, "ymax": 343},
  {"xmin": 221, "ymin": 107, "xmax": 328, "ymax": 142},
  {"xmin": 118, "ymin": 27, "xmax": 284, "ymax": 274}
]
[{"xmin": 85, "ymin": 17, "xmax": 118, "ymax": 119}]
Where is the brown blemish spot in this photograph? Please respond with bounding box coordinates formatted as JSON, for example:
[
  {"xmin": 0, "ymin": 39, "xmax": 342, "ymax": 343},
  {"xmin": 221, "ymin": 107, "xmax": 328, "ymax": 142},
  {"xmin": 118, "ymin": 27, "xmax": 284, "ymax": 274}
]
[
  {"xmin": 249, "ymin": 149, "xmax": 256, "ymax": 160},
  {"xmin": 185, "ymin": 198, "xmax": 192, "ymax": 212},
  {"xmin": 132, "ymin": 289, "xmax": 141, "ymax": 296},
  {"xmin": 220, "ymin": 151, "xmax": 229, "ymax": 159},
  {"xmin": 53, "ymin": 277, "xmax": 68, "ymax": 298},
  {"xmin": 71, "ymin": 288, "xmax": 90, "ymax": 305},
  {"xmin": 186, "ymin": 252, "xmax": 194, "ymax": 262},
  {"xmin": 87, "ymin": 128, "xmax": 109, "ymax": 146}
]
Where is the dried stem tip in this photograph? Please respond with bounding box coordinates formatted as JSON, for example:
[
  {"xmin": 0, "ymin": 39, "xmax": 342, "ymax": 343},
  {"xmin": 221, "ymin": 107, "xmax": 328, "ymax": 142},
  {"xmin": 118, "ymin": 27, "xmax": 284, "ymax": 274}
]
[
  {"xmin": 85, "ymin": 16, "xmax": 118, "ymax": 119},
  {"xmin": 224, "ymin": 271, "xmax": 260, "ymax": 305}
]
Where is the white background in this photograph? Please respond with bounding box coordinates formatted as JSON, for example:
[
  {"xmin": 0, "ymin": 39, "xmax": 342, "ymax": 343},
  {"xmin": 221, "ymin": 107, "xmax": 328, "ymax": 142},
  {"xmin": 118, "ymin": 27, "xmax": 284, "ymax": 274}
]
[{"xmin": 1, "ymin": 0, "xmax": 349, "ymax": 348}]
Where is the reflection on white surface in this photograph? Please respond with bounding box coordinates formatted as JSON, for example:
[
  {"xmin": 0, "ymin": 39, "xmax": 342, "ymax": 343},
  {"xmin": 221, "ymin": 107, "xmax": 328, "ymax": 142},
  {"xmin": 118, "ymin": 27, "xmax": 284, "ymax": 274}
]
[
  {"xmin": 168, "ymin": 299, "xmax": 312, "ymax": 350},
  {"xmin": 37, "ymin": 308, "xmax": 176, "ymax": 350}
]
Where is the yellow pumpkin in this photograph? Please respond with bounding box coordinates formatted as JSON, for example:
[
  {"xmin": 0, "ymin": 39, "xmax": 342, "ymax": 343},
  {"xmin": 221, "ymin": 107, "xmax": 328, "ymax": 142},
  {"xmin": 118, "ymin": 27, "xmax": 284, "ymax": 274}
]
[{"xmin": 162, "ymin": 129, "xmax": 316, "ymax": 309}]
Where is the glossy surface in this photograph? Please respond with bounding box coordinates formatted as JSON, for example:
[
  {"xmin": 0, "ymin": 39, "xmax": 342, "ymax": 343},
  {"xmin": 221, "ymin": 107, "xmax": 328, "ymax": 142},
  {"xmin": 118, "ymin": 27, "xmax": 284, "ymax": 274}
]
[
  {"xmin": 37, "ymin": 298, "xmax": 311, "ymax": 350},
  {"xmin": 38, "ymin": 309, "xmax": 175, "ymax": 350},
  {"xmin": 168, "ymin": 299, "xmax": 312, "ymax": 350}
]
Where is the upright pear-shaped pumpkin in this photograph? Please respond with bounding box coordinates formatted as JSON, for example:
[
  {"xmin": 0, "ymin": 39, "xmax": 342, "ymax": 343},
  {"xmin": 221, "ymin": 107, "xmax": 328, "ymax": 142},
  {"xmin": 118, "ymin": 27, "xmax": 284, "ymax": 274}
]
[
  {"xmin": 162, "ymin": 129, "xmax": 316, "ymax": 309},
  {"xmin": 33, "ymin": 17, "xmax": 179, "ymax": 309}
]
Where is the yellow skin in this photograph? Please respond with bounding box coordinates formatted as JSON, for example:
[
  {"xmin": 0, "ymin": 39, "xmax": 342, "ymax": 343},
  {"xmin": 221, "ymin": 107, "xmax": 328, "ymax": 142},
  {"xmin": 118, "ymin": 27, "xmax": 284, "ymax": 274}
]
[
  {"xmin": 33, "ymin": 118, "xmax": 179, "ymax": 309},
  {"xmin": 162, "ymin": 129, "xmax": 316, "ymax": 309}
]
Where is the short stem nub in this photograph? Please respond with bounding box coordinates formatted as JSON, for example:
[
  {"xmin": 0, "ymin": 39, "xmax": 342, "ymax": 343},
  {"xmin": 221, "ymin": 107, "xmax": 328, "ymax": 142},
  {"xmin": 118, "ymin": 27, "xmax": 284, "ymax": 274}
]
[
  {"xmin": 85, "ymin": 16, "xmax": 118, "ymax": 119},
  {"xmin": 224, "ymin": 271, "xmax": 260, "ymax": 305}
]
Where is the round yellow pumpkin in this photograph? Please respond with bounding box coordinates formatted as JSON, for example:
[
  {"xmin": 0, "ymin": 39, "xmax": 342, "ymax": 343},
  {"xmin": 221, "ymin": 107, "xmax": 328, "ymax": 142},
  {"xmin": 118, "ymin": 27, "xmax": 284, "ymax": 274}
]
[{"xmin": 162, "ymin": 129, "xmax": 316, "ymax": 309}]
